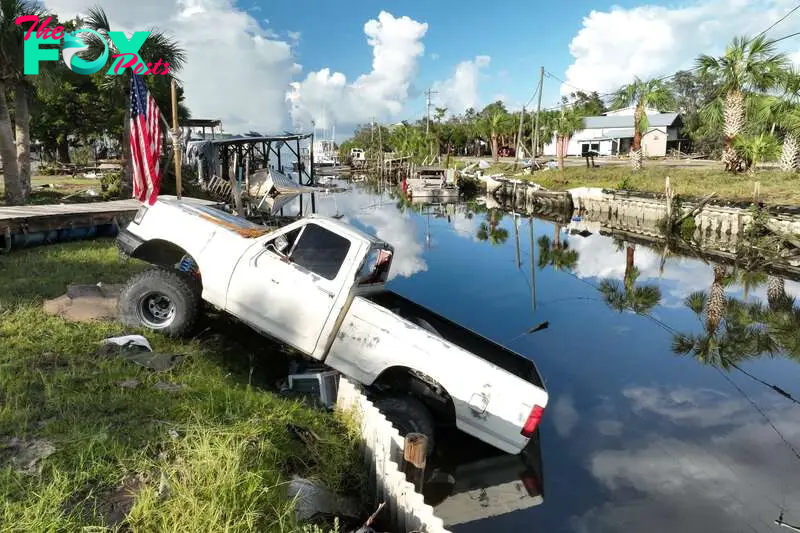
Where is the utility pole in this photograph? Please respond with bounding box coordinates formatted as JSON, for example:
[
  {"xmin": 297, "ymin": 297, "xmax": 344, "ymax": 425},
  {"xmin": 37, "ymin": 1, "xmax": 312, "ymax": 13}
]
[
  {"xmin": 531, "ymin": 66, "xmax": 544, "ymax": 159},
  {"xmin": 425, "ymin": 88, "xmax": 438, "ymax": 136},
  {"xmin": 371, "ymin": 115, "xmax": 375, "ymax": 144},
  {"xmin": 514, "ymin": 106, "xmax": 525, "ymax": 170}
]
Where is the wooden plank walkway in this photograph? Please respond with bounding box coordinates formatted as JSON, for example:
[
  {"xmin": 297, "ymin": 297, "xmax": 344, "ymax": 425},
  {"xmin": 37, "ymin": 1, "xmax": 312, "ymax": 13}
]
[
  {"xmin": 0, "ymin": 199, "xmax": 143, "ymax": 221},
  {"xmin": 0, "ymin": 196, "xmax": 216, "ymax": 235}
]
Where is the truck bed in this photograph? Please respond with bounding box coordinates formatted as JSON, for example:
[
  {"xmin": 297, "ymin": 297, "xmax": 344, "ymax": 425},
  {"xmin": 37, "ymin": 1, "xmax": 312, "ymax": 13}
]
[{"xmin": 366, "ymin": 291, "xmax": 545, "ymax": 389}]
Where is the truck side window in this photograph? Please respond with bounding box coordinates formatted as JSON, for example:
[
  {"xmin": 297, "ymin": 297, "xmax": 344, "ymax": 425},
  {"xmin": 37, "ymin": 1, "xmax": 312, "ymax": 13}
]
[{"xmin": 290, "ymin": 223, "xmax": 351, "ymax": 280}]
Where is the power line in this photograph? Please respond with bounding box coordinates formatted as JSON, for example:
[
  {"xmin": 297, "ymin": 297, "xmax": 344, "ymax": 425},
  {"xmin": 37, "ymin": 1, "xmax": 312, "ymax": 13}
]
[
  {"xmin": 524, "ymin": 84, "xmax": 540, "ymax": 109},
  {"xmin": 755, "ymin": 1, "xmax": 800, "ymax": 40},
  {"xmin": 714, "ymin": 366, "xmax": 800, "ymax": 462},
  {"xmin": 772, "ymin": 30, "xmax": 800, "ymax": 44},
  {"xmin": 538, "ymin": 3, "xmax": 800, "ymax": 115}
]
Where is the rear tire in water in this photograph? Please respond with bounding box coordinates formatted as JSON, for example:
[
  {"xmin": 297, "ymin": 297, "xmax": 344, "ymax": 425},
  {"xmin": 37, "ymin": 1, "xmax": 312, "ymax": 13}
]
[
  {"xmin": 119, "ymin": 266, "xmax": 201, "ymax": 338},
  {"xmin": 374, "ymin": 396, "xmax": 436, "ymax": 458}
]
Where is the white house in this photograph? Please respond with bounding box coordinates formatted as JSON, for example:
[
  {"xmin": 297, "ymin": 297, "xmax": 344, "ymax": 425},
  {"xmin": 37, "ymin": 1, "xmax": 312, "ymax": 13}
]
[{"xmin": 543, "ymin": 106, "xmax": 683, "ymax": 158}]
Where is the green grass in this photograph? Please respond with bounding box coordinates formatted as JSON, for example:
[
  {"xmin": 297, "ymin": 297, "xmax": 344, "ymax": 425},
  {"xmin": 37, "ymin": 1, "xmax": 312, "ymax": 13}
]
[
  {"xmin": 0, "ymin": 240, "xmax": 365, "ymax": 532},
  {"xmin": 454, "ymin": 157, "xmax": 800, "ymax": 206},
  {"xmin": 1, "ymin": 175, "xmax": 104, "ymax": 205},
  {"xmin": 529, "ymin": 165, "xmax": 800, "ymax": 205}
]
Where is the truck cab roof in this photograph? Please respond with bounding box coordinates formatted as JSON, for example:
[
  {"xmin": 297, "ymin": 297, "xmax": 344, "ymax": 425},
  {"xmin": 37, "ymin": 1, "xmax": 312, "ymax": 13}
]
[{"xmin": 304, "ymin": 214, "xmax": 391, "ymax": 250}]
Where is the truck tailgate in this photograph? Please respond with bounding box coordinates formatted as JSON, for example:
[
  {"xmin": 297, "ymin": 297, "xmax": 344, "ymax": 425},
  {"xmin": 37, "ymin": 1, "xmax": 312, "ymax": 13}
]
[{"xmin": 325, "ymin": 292, "xmax": 548, "ymax": 455}]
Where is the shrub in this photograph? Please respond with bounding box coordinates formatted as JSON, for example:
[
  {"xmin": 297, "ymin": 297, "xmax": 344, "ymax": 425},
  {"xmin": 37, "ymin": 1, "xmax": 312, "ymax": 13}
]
[{"xmin": 101, "ymin": 171, "xmax": 121, "ymax": 199}]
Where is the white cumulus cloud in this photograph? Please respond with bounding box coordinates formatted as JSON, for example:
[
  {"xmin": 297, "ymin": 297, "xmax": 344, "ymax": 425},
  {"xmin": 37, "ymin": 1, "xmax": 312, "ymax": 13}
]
[
  {"xmin": 431, "ymin": 55, "xmax": 490, "ymax": 115},
  {"xmin": 287, "ymin": 11, "xmax": 428, "ymax": 130},
  {"xmin": 561, "ymin": 0, "xmax": 800, "ymax": 97},
  {"xmin": 43, "ymin": 0, "xmax": 296, "ymax": 133}
]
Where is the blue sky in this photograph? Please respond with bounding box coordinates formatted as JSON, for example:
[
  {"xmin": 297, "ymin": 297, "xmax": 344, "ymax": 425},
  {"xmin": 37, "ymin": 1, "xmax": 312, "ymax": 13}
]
[
  {"xmin": 263, "ymin": 0, "xmax": 634, "ymax": 118},
  {"xmin": 44, "ymin": 0, "xmax": 800, "ymax": 134}
]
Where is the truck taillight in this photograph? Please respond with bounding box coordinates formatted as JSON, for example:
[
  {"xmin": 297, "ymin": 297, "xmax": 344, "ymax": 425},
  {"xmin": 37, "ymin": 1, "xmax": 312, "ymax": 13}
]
[{"xmin": 521, "ymin": 405, "xmax": 544, "ymax": 438}]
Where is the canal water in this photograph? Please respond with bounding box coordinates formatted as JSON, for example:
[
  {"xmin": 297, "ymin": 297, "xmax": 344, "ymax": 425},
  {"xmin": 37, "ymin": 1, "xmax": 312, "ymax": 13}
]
[{"xmin": 291, "ymin": 179, "xmax": 800, "ymax": 532}]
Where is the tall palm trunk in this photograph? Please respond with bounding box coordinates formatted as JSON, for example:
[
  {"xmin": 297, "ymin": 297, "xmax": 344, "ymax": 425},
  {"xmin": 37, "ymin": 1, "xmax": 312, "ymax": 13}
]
[
  {"xmin": 624, "ymin": 244, "xmax": 635, "ymax": 292},
  {"xmin": 14, "ymin": 81, "xmax": 31, "ymax": 200},
  {"xmin": 630, "ymin": 105, "xmax": 643, "ymax": 170},
  {"xmin": 491, "ymin": 130, "xmax": 499, "ymax": 162},
  {"xmin": 553, "ymin": 223, "xmax": 561, "ymax": 250},
  {"xmin": 706, "ymin": 265, "xmax": 727, "ymax": 335},
  {"xmin": 722, "ymin": 90, "xmax": 745, "ymax": 172},
  {"xmin": 556, "ymin": 136, "xmax": 565, "ymax": 170},
  {"xmin": 780, "ymin": 132, "xmax": 799, "ymax": 172},
  {"xmin": 767, "ymin": 275, "xmax": 790, "ymax": 311},
  {"xmin": 0, "ymin": 81, "xmax": 23, "ymax": 206}
]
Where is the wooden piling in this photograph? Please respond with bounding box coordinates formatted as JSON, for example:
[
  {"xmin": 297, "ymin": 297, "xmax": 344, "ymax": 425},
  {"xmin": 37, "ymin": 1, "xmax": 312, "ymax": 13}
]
[
  {"xmin": 402, "ymin": 433, "xmax": 427, "ymax": 492},
  {"xmin": 665, "ymin": 176, "xmax": 673, "ymax": 222},
  {"xmin": 170, "ymin": 79, "xmax": 182, "ymax": 200}
]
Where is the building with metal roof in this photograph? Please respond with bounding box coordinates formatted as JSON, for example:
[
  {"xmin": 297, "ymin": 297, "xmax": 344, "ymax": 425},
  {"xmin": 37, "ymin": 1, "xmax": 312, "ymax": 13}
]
[{"xmin": 543, "ymin": 109, "xmax": 684, "ymax": 158}]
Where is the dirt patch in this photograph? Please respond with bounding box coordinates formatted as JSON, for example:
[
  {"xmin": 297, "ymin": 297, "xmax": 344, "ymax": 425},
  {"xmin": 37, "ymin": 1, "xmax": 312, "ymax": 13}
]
[
  {"xmin": 43, "ymin": 283, "xmax": 124, "ymax": 323},
  {"xmin": 1, "ymin": 437, "xmax": 56, "ymax": 475},
  {"xmin": 65, "ymin": 475, "xmax": 146, "ymax": 529},
  {"xmin": 102, "ymin": 475, "xmax": 146, "ymax": 528}
]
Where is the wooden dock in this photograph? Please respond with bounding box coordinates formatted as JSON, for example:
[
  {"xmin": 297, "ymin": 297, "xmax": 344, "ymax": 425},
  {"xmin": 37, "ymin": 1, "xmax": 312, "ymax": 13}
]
[{"xmin": 0, "ymin": 199, "xmax": 144, "ymax": 235}]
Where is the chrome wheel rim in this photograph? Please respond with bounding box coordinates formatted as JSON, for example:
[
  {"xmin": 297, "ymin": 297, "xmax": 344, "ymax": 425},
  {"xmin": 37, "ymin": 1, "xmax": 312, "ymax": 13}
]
[{"xmin": 137, "ymin": 292, "xmax": 176, "ymax": 328}]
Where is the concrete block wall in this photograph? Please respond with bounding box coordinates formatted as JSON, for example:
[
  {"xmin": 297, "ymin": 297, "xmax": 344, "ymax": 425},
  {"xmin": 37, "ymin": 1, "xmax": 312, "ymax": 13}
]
[{"xmin": 336, "ymin": 377, "xmax": 450, "ymax": 533}]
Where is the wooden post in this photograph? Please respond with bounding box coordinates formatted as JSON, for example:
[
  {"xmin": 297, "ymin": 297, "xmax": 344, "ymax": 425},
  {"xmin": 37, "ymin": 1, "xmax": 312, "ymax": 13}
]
[
  {"xmin": 514, "ymin": 106, "xmax": 525, "ymax": 171},
  {"xmin": 532, "ymin": 66, "xmax": 544, "ymax": 158},
  {"xmin": 244, "ymin": 153, "xmax": 250, "ymax": 200},
  {"xmin": 402, "ymin": 433, "xmax": 427, "ymax": 492},
  {"xmin": 170, "ymin": 79, "xmax": 182, "ymax": 200},
  {"xmin": 754, "ymin": 181, "xmax": 761, "ymax": 203},
  {"xmin": 665, "ymin": 176, "xmax": 673, "ymax": 223}
]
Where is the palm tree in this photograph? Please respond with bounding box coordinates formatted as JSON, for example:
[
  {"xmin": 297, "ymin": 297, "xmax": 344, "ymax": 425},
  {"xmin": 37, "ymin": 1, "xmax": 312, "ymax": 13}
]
[
  {"xmin": 598, "ymin": 269, "xmax": 662, "ymax": 314},
  {"xmin": 612, "ymin": 77, "xmax": 674, "ymax": 170},
  {"xmin": 736, "ymin": 268, "xmax": 766, "ymax": 302},
  {"xmin": 483, "ymin": 110, "xmax": 512, "ymax": 162},
  {"xmin": 553, "ymin": 106, "xmax": 582, "ymax": 170},
  {"xmin": 537, "ymin": 235, "xmax": 579, "ymax": 272},
  {"xmin": 0, "ymin": 0, "xmax": 47, "ymax": 204},
  {"xmin": 672, "ymin": 291, "xmax": 775, "ymax": 369},
  {"xmin": 696, "ymin": 35, "xmax": 789, "ymax": 172},
  {"xmin": 476, "ymin": 209, "xmax": 509, "ymax": 245},
  {"xmin": 475, "ymin": 221, "xmax": 509, "ymax": 245},
  {"xmin": 599, "ymin": 237, "xmax": 662, "ymax": 313},
  {"xmin": 85, "ymin": 6, "xmax": 186, "ymax": 198},
  {"xmin": 706, "ymin": 265, "xmax": 729, "ymax": 334},
  {"xmin": 774, "ymin": 69, "xmax": 800, "ymax": 172},
  {"xmin": 733, "ymin": 133, "xmax": 780, "ymax": 173},
  {"xmin": 767, "ymin": 275, "xmax": 794, "ymax": 312}
]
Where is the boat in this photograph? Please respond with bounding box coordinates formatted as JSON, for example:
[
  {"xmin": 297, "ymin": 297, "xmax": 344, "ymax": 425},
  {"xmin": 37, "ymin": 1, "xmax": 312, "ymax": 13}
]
[
  {"xmin": 349, "ymin": 148, "xmax": 366, "ymax": 169},
  {"xmin": 404, "ymin": 166, "xmax": 459, "ymax": 201}
]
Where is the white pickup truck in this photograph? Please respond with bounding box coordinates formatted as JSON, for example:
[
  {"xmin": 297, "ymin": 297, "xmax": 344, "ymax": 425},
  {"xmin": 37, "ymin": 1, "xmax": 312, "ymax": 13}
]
[{"xmin": 116, "ymin": 196, "xmax": 548, "ymax": 455}]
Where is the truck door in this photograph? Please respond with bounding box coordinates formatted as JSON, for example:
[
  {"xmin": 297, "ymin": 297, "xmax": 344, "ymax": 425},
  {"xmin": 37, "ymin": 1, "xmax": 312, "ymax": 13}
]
[{"xmin": 227, "ymin": 222, "xmax": 356, "ymax": 356}]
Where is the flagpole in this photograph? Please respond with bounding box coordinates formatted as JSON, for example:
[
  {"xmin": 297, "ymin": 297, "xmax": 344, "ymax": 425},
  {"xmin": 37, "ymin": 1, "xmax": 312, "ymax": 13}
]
[{"xmin": 170, "ymin": 79, "xmax": 182, "ymax": 200}]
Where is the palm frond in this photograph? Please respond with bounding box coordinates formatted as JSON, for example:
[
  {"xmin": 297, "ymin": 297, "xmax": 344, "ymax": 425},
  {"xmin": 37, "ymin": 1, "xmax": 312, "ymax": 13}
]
[
  {"xmin": 672, "ymin": 334, "xmax": 698, "ymax": 355},
  {"xmin": 84, "ymin": 4, "xmax": 111, "ymax": 32},
  {"xmin": 685, "ymin": 291, "xmax": 707, "ymax": 315}
]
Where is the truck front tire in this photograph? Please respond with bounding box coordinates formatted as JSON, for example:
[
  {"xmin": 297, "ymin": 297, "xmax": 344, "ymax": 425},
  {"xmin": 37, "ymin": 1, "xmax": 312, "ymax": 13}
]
[
  {"xmin": 374, "ymin": 396, "xmax": 436, "ymax": 457},
  {"xmin": 119, "ymin": 267, "xmax": 201, "ymax": 338}
]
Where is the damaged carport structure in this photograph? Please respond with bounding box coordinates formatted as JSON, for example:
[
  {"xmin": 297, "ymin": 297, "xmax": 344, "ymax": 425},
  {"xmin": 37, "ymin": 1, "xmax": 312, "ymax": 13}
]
[{"xmin": 188, "ymin": 132, "xmax": 318, "ymax": 217}]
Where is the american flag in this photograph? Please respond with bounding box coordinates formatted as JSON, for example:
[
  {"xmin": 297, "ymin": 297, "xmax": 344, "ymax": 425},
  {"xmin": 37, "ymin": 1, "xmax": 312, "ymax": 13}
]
[{"xmin": 130, "ymin": 74, "xmax": 163, "ymax": 205}]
